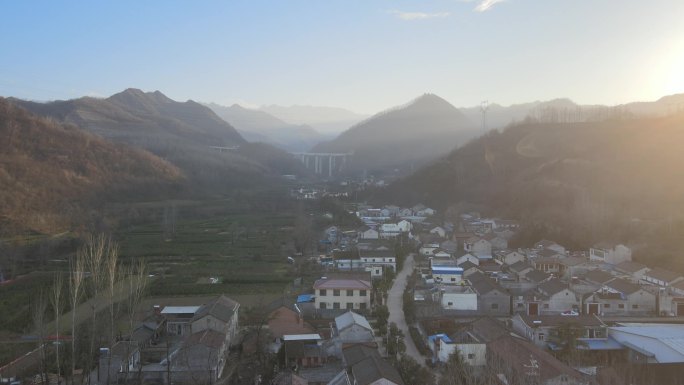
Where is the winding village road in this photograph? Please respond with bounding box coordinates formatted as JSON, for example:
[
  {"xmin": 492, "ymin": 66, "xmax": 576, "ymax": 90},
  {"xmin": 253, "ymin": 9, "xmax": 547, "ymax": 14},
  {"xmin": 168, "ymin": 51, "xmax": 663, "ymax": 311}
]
[{"xmin": 387, "ymin": 253, "xmax": 426, "ymax": 367}]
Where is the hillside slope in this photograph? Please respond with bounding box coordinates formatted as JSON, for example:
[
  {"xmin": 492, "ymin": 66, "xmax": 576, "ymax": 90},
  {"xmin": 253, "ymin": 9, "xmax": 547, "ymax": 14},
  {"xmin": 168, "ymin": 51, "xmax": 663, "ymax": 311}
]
[
  {"xmin": 0, "ymin": 98, "xmax": 182, "ymax": 234},
  {"xmin": 312, "ymin": 94, "xmax": 478, "ymax": 176},
  {"xmin": 383, "ymin": 112, "xmax": 684, "ymax": 247},
  {"xmin": 11, "ymin": 90, "xmax": 306, "ymax": 191}
]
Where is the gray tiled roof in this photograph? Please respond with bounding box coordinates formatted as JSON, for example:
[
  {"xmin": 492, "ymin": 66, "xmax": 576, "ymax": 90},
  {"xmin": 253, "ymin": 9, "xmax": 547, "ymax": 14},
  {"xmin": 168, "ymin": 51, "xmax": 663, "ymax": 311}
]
[
  {"xmin": 605, "ymin": 278, "xmax": 641, "ymax": 295},
  {"xmin": 351, "ymin": 355, "xmax": 405, "ymax": 385},
  {"xmin": 192, "ymin": 295, "xmax": 239, "ymax": 323},
  {"xmin": 538, "ymin": 278, "xmax": 569, "ymax": 296},
  {"xmin": 583, "ymin": 269, "xmax": 614, "ymax": 285}
]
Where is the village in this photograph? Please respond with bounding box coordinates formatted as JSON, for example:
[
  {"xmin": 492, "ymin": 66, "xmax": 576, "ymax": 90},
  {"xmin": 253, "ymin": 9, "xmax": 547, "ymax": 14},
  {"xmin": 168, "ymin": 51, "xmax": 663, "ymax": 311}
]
[{"xmin": 4, "ymin": 201, "xmax": 684, "ymax": 385}]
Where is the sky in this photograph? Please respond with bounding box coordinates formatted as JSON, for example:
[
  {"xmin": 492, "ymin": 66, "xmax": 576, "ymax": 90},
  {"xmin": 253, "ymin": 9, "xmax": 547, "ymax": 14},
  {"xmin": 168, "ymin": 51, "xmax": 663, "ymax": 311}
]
[{"xmin": 1, "ymin": 0, "xmax": 683, "ymax": 114}]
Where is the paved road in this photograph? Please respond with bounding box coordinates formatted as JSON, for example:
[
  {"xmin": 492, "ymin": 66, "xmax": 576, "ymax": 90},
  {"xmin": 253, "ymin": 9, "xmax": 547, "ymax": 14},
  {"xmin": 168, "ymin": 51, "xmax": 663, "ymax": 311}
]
[{"xmin": 387, "ymin": 253, "xmax": 425, "ymax": 366}]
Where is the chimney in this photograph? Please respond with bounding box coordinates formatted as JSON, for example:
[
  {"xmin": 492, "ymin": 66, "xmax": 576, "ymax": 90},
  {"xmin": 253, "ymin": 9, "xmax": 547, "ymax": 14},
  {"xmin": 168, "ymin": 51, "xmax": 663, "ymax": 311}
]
[{"xmin": 153, "ymin": 305, "xmax": 161, "ymax": 316}]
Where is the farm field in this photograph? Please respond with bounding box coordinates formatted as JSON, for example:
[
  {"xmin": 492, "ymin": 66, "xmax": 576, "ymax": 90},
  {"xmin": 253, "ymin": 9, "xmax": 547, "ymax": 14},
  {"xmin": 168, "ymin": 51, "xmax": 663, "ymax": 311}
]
[{"xmin": 117, "ymin": 209, "xmax": 300, "ymax": 301}]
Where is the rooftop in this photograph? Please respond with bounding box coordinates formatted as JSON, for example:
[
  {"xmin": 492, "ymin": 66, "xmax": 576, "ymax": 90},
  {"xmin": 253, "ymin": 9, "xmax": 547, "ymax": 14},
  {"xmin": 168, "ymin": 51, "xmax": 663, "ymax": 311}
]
[
  {"xmin": 517, "ymin": 314, "xmax": 605, "ymax": 328},
  {"xmin": 351, "ymin": 355, "xmax": 405, "ymax": 385},
  {"xmin": 645, "ymin": 267, "xmax": 684, "ymax": 283},
  {"xmin": 615, "ymin": 260, "xmax": 649, "ymax": 274},
  {"xmin": 314, "ymin": 278, "xmax": 372, "ymax": 290},
  {"xmin": 335, "ymin": 311, "xmax": 372, "ymax": 332}
]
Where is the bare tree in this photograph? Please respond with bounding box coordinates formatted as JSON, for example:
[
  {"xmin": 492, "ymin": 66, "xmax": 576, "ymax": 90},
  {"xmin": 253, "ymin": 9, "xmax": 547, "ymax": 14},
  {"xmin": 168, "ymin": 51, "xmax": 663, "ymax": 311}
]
[
  {"xmin": 124, "ymin": 259, "xmax": 148, "ymax": 384},
  {"xmin": 104, "ymin": 243, "xmax": 119, "ymax": 385},
  {"xmin": 69, "ymin": 251, "xmax": 86, "ymax": 385},
  {"xmin": 50, "ymin": 273, "xmax": 64, "ymax": 384},
  {"xmin": 32, "ymin": 289, "xmax": 49, "ymax": 385}
]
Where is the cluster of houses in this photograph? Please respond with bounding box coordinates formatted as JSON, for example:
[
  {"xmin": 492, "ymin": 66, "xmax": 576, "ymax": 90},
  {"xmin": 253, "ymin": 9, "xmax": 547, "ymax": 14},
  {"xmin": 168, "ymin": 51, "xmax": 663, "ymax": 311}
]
[
  {"xmin": 98, "ymin": 295, "xmax": 240, "ymax": 385},
  {"xmin": 267, "ymin": 283, "xmax": 405, "ymax": 385},
  {"xmin": 407, "ymin": 212, "xmax": 684, "ymax": 384},
  {"xmin": 411, "ymin": 212, "xmax": 684, "ymax": 319}
]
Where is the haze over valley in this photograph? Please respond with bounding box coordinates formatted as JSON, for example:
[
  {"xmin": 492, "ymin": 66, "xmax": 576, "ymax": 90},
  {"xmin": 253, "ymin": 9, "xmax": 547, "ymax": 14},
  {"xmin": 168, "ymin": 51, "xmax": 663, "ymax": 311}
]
[{"xmin": 2, "ymin": 1, "xmax": 684, "ymax": 385}]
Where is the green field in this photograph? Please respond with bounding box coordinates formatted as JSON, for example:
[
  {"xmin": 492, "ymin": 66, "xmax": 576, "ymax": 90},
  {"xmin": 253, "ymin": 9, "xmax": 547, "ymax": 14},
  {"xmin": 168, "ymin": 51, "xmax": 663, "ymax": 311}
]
[{"xmin": 118, "ymin": 211, "xmax": 299, "ymax": 299}]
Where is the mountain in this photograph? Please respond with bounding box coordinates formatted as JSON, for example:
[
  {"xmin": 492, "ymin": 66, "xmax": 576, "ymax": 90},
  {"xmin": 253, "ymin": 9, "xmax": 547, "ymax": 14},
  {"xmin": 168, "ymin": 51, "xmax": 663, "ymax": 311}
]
[
  {"xmin": 382, "ymin": 109, "xmax": 684, "ymax": 251},
  {"xmin": 459, "ymin": 94, "xmax": 684, "ymax": 130},
  {"xmin": 0, "ymin": 98, "xmax": 182, "ymax": 234},
  {"xmin": 11, "ymin": 89, "xmax": 307, "ymax": 191},
  {"xmin": 12, "ymin": 88, "xmax": 245, "ymax": 148},
  {"xmin": 311, "ymin": 94, "xmax": 478, "ymax": 176},
  {"xmin": 260, "ymin": 104, "xmax": 368, "ymax": 135},
  {"xmin": 206, "ymin": 103, "xmax": 326, "ymax": 152}
]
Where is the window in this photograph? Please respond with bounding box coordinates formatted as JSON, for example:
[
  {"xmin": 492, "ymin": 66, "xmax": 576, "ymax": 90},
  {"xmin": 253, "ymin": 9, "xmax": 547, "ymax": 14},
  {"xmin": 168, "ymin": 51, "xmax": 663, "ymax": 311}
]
[
  {"xmin": 538, "ymin": 333, "xmax": 545, "ymax": 341},
  {"xmin": 448, "ymin": 302, "xmax": 454, "ymax": 306},
  {"xmin": 360, "ymin": 303, "xmax": 367, "ymax": 310},
  {"xmin": 517, "ymin": 303, "xmax": 524, "ymax": 308},
  {"xmin": 604, "ymin": 304, "xmax": 611, "ymax": 308},
  {"xmin": 467, "ymin": 354, "xmax": 475, "ymax": 359},
  {"xmin": 333, "ymin": 289, "xmax": 340, "ymax": 296},
  {"xmin": 632, "ymin": 304, "xmax": 639, "ymax": 309},
  {"xmin": 333, "ymin": 302, "xmax": 340, "ymax": 309},
  {"xmin": 451, "ymin": 277, "xmax": 456, "ymax": 282},
  {"xmin": 320, "ymin": 302, "xmax": 327, "ymax": 309},
  {"xmin": 491, "ymin": 303, "xmax": 499, "ymax": 309},
  {"xmin": 618, "ymin": 304, "xmax": 625, "ymax": 309},
  {"xmin": 360, "ymin": 290, "xmax": 367, "ymax": 297},
  {"xmin": 319, "ymin": 289, "xmax": 327, "ymax": 296},
  {"xmin": 543, "ymin": 304, "xmax": 549, "ymax": 309},
  {"xmin": 347, "ymin": 290, "xmax": 353, "ymax": 296},
  {"xmin": 346, "ymin": 303, "xmax": 354, "ymax": 310}
]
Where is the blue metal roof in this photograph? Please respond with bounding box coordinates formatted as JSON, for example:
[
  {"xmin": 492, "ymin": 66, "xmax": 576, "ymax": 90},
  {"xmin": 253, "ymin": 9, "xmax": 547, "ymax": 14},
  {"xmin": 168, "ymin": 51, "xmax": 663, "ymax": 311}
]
[
  {"xmin": 432, "ymin": 269, "xmax": 464, "ymax": 275},
  {"xmin": 297, "ymin": 294, "xmax": 315, "ymax": 303},
  {"xmin": 428, "ymin": 333, "xmax": 453, "ymax": 344}
]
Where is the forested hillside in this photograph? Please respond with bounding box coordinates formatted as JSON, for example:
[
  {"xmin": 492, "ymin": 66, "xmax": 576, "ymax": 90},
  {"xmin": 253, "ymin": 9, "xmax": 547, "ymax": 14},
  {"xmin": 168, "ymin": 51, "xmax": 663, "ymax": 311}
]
[
  {"xmin": 0, "ymin": 98, "xmax": 182, "ymax": 234},
  {"xmin": 382, "ymin": 112, "xmax": 684, "ymax": 251}
]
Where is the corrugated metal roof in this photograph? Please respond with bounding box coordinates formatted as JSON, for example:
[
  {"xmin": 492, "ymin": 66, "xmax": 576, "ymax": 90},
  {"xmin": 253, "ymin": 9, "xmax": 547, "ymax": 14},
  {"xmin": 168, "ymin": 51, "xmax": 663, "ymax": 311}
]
[
  {"xmin": 160, "ymin": 306, "xmax": 201, "ymax": 314},
  {"xmin": 283, "ymin": 334, "xmax": 322, "ymax": 341}
]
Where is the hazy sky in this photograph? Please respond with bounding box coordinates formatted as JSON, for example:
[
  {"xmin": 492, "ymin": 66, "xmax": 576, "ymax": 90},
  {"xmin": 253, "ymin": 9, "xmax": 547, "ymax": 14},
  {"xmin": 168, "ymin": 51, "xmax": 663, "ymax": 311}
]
[{"xmin": 1, "ymin": 0, "xmax": 683, "ymax": 114}]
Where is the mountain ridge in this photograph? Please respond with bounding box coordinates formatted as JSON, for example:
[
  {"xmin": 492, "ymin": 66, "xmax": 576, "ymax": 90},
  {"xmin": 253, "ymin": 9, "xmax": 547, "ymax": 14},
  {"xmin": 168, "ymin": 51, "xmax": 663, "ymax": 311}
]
[{"xmin": 312, "ymin": 93, "xmax": 478, "ymax": 176}]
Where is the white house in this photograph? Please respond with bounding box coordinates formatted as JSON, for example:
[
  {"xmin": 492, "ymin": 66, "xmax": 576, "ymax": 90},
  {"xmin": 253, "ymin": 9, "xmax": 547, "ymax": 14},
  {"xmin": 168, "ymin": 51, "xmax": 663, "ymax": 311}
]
[
  {"xmin": 440, "ymin": 285, "xmax": 478, "ymax": 310},
  {"xmin": 496, "ymin": 250, "xmax": 525, "ymax": 266},
  {"xmin": 432, "ymin": 264, "xmax": 464, "ymax": 284},
  {"xmin": 190, "ymin": 295, "xmax": 240, "ymax": 349},
  {"xmin": 455, "ymin": 253, "xmax": 480, "ymax": 266},
  {"xmin": 357, "ymin": 226, "xmax": 379, "ymax": 240},
  {"xmin": 427, "ymin": 332, "xmax": 486, "ymax": 366},
  {"xmin": 334, "ymin": 311, "xmax": 374, "ymax": 344},
  {"xmin": 589, "ymin": 243, "xmax": 632, "ymax": 265},
  {"xmin": 430, "ymin": 226, "xmax": 447, "ymax": 238},
  {"xmin": 314, "ymin": 278, "xmax": 372, "ymax": 311},
  {"xmin": 379, "ymin": 223, "xmax": 401, "ymax": 239},
  {"xmin": 464, "ymin": 237, "xmax": 492, "ymax": 259},
  {"xmin": 397, "ymin": 219, "xmax": 412, "ymax": 233},
  {"xmin": 419, "ymin": 243, "xmax": 440, "ymax": 256}
]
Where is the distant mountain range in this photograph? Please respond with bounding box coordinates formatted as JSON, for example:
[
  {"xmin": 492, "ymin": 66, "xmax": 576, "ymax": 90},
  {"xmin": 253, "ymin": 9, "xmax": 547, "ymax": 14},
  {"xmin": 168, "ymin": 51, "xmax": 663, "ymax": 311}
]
[
  {"xmin": 312, "ymin": 94, "xmax": 479, "ymax": 176},
  {"xmin": 259, "ymin": 104, "xmax": 368, "ymax": 135},
  {"xmin": 0, "ymin": 98, "xmax": 182, "ymax": 233},
  {"xmin": 460, "ymin": 94, "xmax": 684, "ymax": 129},
  {"xmin": 206, "ymin": 103, "xmax": 328, "ymax": 152},
  {"xmin": 10, "ymin": 89, "xmax": 306, "ymax": 193}
]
